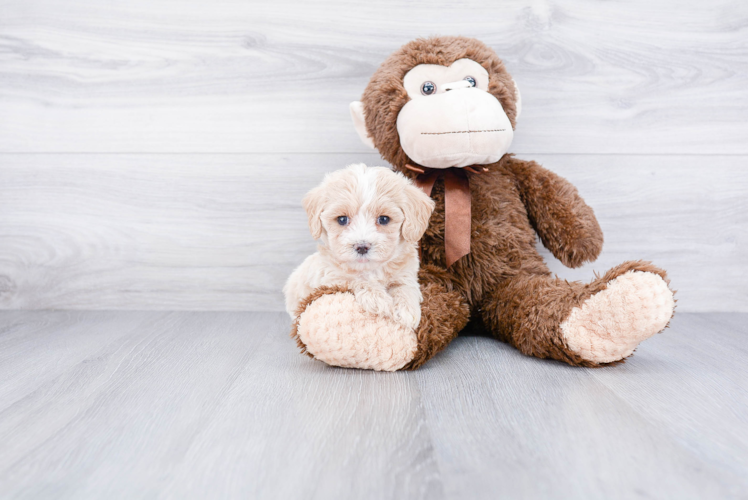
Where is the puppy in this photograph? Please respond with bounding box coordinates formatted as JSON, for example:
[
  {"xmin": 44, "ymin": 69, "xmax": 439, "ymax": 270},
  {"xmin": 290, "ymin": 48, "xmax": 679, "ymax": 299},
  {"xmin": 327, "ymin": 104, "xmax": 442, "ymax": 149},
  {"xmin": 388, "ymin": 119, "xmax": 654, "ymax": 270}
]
[{"xmin": 284, "ymin": 163, "xmax": 435, "ymax": 329}]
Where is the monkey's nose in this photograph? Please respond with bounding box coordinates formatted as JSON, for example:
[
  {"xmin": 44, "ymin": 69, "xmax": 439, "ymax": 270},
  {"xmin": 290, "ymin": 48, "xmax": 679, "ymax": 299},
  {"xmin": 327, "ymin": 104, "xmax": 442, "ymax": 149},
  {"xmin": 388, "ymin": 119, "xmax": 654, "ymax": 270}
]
[
  {"xmin": 443, "ymin": 80, "xmax": 472, "ymax": 92},
  {"xmin": 354, "ymin": 243, "xmax": 371, "ymax": 255}
]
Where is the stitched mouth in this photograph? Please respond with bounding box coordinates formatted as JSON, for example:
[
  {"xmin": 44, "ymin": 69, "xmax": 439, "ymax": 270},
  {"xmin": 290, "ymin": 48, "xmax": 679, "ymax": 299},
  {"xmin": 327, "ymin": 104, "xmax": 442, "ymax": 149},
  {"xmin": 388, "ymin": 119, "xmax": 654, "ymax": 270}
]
[{"xmin": 421, "ymin": 129, "xmax": 505, "ymax": 135}]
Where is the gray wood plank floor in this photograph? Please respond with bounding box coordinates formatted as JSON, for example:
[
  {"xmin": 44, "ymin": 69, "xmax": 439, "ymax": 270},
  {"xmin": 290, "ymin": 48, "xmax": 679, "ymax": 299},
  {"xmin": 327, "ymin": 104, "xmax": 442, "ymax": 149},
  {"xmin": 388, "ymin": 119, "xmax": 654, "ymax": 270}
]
[{"xmin": 1, "ymin": 311, "xmax": 746, "ymax": 499}]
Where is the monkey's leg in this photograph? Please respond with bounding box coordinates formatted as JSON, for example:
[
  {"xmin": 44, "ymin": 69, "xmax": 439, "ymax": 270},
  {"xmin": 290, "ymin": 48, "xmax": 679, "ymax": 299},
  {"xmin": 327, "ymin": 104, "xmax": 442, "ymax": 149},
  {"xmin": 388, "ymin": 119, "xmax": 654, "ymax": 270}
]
[
  {"xmin": 401, "ymin": 265, "xmax": 471, "ymax": 370},
  {"xmin": 290, "ymin": 285, "xmax": 416, "ymax": 371},
  {"xmin": 291, "ymin": 267, "xmax": 469, "ymax": 371},
  {"xmin": 481, "ymin": 261, "xmax": 675, "ymax": 367}
]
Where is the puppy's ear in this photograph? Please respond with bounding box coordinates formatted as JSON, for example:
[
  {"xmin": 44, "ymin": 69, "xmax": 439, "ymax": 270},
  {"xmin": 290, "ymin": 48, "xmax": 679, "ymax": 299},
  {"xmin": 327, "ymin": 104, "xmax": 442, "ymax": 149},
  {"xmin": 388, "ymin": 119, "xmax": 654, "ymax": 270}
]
[
  {"xmin": 302, "ymin": 185, "xmax": 325, "ymax": 239},
  {"xmin": 401, "ymin": 182, "xmax": 435, "ymax": 244}
]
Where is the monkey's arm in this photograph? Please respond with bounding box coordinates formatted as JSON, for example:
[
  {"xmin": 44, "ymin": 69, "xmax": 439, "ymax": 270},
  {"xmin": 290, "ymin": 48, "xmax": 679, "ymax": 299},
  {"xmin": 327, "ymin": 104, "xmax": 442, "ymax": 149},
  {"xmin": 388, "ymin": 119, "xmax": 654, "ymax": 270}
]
[{"xmin": 504, "ymin": 157, "xmax": 603, "ymax": 268}]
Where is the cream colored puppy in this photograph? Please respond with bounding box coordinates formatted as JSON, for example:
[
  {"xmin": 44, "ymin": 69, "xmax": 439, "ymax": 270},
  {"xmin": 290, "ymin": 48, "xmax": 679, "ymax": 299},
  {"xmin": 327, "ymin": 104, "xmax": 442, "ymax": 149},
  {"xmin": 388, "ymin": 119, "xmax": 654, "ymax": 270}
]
[{"xmin": 284, "ymin": 163, "xmax": 435, "ymax": 329}]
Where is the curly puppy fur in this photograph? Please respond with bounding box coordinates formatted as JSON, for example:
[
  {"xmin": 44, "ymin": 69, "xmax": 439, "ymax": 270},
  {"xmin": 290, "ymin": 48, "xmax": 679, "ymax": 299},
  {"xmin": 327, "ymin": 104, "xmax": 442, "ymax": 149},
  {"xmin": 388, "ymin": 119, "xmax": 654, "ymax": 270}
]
[{"xmin": 284, "ymin": 164, "xmax": 434, "ymax": 330}]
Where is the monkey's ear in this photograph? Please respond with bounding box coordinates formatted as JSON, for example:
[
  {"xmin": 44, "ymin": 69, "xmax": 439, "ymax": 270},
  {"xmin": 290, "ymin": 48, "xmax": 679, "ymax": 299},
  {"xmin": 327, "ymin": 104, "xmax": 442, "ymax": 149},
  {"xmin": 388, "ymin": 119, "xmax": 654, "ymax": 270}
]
[
  {"xmin": 401, "ymin": 182, "xmax": 435, "ymax": 244},
  {"xmin": 301, "ymin": 186, "xmax": 325, "ymax": 239},
  {"xmin": 349, "ymin": 101, "xmax": 376, "ymax": 149},
  {"xmin": 512, "ymin": 78, "xmax": 522, "ymax": 120}
]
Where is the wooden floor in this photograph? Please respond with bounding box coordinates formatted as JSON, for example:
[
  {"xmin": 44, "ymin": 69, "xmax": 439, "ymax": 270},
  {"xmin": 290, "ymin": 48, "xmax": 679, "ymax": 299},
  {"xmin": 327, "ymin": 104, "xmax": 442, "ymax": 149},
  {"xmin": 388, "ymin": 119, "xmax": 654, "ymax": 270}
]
[{"xmin": 1, "ymin": 311, "xmax": 746, "ymax": 499}]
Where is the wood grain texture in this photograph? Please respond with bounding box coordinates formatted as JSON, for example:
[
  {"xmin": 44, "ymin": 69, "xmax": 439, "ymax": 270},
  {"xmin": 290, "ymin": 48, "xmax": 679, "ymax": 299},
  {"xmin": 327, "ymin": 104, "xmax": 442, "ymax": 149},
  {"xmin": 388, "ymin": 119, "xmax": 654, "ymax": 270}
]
[
  {"xmin": 0, "ymin": 0, "xmax": 747, "ymax": 154},
  {"xmin": 0, "ymin": 311, "xmax": 746, "ymax": 499},
  {"xmin": 415, "ymin": 312, "xmax": 748, "ymax": 500},
  {"xmin": 0, "ymin": 311, "xmax": 441, "ymax": 499},
  {"xmin": 0, "ymin": 153, "xmax": 744, "ymax": 311}
]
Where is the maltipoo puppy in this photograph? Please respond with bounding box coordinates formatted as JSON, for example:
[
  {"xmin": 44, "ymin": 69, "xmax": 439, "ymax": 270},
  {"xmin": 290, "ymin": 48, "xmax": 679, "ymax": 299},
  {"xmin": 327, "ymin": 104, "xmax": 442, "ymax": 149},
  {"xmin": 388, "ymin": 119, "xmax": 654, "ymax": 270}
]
[{"xmin": 284, "ymin": 163, "xmax": 435, "ymax": 329}]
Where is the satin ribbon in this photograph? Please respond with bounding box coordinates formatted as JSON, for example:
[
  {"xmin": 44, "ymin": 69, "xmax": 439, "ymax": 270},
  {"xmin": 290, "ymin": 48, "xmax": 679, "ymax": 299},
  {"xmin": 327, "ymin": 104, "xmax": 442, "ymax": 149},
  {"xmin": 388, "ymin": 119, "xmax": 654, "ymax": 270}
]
[{"xmin": 405, "ymin": 164, "xmax": 488, "ymax": 267}]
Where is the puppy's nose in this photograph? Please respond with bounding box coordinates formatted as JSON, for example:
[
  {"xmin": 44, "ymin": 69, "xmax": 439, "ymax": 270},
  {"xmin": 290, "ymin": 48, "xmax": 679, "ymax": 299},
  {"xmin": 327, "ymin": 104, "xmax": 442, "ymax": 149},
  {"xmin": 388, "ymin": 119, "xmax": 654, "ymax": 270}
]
[{"xmin": 354, "ymin": 243, "xmax": 371, "ymax": 255}]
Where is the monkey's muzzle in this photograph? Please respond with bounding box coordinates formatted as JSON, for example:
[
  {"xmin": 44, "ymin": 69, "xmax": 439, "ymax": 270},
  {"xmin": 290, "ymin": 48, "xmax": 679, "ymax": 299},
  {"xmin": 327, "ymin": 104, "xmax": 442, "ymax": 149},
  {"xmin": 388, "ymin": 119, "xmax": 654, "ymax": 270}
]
[{"xmin": 396, "ymin": 87, "xmax": 514, "ymax": 169}]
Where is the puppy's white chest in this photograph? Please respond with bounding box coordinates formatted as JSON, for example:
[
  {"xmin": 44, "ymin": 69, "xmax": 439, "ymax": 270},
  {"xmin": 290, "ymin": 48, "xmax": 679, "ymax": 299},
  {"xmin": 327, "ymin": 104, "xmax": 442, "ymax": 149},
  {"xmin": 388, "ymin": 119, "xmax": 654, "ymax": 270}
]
[{"xmin": 351, "ymin": 269, "xmax": 389, "ymax": 288}]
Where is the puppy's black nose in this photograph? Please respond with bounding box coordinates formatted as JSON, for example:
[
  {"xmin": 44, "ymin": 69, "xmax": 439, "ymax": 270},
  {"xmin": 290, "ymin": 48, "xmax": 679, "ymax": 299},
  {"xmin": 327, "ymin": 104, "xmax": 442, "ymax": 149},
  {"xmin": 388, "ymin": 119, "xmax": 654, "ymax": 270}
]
[{"xmin": 354, "ymin": 243, "xmax": 371, "ymax": 255}]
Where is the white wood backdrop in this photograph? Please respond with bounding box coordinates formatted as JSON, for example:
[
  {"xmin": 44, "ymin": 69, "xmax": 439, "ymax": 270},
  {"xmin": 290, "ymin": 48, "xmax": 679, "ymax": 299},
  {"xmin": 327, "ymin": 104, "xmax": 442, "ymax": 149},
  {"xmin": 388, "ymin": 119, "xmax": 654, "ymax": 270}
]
[{"xmin": 0, "ymin": 0, "xmax": 746, "ymax": 311}]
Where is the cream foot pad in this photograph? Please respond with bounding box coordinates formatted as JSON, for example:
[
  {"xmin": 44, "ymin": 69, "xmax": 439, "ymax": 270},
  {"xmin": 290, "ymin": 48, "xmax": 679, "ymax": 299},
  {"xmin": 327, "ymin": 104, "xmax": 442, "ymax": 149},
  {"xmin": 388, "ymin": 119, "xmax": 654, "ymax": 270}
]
[
  {"xmin": 561, "ymin": 271, "xmax": 675, "ymax": 364},
  {"xmin": 296, "ymin": 292, "xmax": 418, "ymax": 372}
]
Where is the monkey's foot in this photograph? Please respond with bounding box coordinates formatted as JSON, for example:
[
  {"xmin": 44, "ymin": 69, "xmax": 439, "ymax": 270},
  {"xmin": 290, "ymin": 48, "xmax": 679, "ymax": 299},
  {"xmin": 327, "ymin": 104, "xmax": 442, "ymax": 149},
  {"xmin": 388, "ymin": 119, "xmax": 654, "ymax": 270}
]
[
  {"xmin": 291, "ymin": 287, "xmax": 417, "ymax": 372},
  {"xmin": 560, "ymin": 269, "xmax": 675, "ymax": 364}
]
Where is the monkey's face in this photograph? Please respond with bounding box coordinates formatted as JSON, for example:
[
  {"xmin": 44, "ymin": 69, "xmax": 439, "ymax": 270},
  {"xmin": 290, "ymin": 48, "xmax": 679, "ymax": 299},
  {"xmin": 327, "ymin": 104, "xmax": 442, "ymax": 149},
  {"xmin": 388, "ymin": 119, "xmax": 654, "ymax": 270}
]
[
  {"xmin": 396, "ymin": 58, "xmax": 514, "ymax": 169},
  {"xmin": 351, "ymin": 36, "xmax": 522, "ymax": 173}
]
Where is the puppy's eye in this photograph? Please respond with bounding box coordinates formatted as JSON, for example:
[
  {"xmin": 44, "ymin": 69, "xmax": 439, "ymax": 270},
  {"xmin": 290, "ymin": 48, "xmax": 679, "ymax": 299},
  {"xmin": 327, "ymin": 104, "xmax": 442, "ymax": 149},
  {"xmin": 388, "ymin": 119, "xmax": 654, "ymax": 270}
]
[
  {"xmin": 421, "ymin": 81, "xmax": 436, "ymax": 95},
  {"xmin": 337, "ymin": 216, "xmax": 349, "ymax": 226},
  {"xmin": 464, "ymin": 76, "xmax": 476, "ymax": 87},
  {"xmin": 377, "ymin": 215, "xmax": 390, "ymax": 225}
]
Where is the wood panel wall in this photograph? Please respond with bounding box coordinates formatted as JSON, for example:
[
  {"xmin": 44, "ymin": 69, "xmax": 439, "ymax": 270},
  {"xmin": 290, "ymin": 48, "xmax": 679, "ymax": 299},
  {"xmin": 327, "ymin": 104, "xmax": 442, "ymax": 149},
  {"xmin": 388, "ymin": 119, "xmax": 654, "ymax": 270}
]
[{"xmin": 1, "ymin": 0, "xmax": 746, "ymax": 311}]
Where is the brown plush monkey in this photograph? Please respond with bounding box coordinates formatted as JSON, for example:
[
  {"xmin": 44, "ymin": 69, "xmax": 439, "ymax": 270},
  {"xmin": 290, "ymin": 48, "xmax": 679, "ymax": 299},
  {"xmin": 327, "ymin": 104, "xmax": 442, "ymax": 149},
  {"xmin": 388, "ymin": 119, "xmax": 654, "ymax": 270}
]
[{"xmin": 291, "ymin": 36, "xmax": 675, "ymax": 371}]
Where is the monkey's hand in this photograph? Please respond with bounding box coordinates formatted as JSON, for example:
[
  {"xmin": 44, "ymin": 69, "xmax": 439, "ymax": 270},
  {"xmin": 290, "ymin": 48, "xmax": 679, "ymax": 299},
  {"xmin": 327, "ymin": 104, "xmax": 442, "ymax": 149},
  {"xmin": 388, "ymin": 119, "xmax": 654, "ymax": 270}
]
[{"xmin": 505, "ymin": 156, "xmax": 604, "ymax": 268}]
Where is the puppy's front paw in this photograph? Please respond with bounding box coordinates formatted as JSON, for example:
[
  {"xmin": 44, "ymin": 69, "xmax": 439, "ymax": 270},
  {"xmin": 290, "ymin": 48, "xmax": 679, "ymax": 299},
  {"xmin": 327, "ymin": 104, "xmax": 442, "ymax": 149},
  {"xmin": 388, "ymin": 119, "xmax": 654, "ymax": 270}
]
[
  {"xmin": 394, "ymin": 301, "xmax": 421, "ymax": 330},
  {"xmin": 354, "ymin": 289, "xmax": 395, "ymax": 319}
]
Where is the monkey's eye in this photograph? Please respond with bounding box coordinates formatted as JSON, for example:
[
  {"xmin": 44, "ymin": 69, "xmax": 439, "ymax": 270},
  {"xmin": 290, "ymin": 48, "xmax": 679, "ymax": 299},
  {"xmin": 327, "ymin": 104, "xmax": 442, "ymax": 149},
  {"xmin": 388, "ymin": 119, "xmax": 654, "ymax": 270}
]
[
  {"xmin": 337, "ymin": 216, "xmax": 349, "ymax": 226},
  {"xmin": 464, "ymin": 76, "xmax": 476, "ymax": 87},
  {"xmin": 377, "ymin": 215, "xmax": 390, "ymax": 225},
  {"xmin": 421, "ymin": 81, "xmax": 436, "ymax": 95}
]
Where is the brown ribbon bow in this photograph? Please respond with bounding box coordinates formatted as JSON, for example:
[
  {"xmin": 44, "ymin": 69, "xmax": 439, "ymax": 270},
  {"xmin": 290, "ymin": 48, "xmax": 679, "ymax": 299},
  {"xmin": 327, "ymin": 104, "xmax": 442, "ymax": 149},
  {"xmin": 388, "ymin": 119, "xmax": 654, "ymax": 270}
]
[{"xmin": 405, "ymin": 164, "xmax": 488, "ymax": 267}]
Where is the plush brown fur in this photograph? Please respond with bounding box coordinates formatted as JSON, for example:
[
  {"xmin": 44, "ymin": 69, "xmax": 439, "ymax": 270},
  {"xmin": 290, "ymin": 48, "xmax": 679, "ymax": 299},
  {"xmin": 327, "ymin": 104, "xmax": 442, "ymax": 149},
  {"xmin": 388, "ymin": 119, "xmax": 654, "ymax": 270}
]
[
  {"xmin": 296, "ymin": 36, "xmax": 673, "ymax": 369},
  {"xmin": 362, "ymin": 36, "xmax": 520, "ymax": 173},
  {"xmin": 356, "ymin": 36, "xmax": 672, "ymax": 369},
  {"xmin": 402, "ymin": 269, "xmax": 471, "ymax": 370}
]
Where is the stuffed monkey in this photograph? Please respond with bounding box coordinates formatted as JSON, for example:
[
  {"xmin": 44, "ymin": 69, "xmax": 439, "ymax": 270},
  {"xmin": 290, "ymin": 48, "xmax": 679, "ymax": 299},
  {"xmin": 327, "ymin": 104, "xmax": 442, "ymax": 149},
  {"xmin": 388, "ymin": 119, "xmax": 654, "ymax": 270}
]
[{"xmin": 291, "ymin": 36, "xmax": 675, "ymax": 371}]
